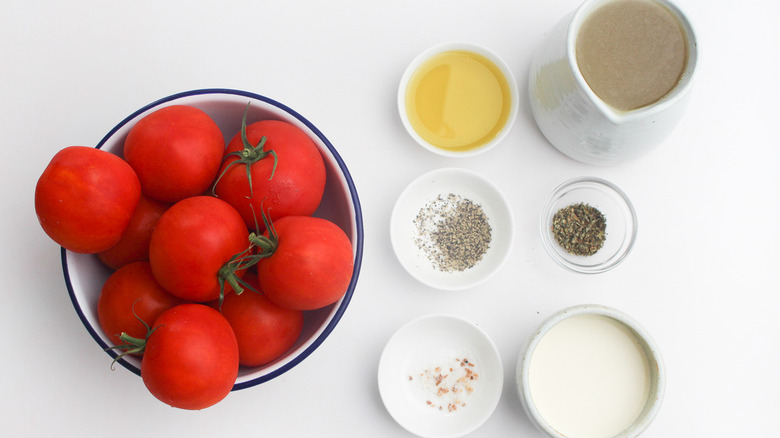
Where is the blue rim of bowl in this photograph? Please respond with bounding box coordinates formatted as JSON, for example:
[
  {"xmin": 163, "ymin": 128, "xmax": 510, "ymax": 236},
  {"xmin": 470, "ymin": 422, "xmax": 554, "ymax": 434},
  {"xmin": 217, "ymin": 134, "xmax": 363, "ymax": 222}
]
[{"xmin": 60, "ymin": 88, "xmax": 364, "ymax": 391}]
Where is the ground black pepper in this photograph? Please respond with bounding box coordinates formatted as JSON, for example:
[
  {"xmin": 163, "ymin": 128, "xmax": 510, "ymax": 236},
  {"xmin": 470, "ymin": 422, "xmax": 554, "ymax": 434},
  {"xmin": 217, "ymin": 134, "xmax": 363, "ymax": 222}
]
[{"xmin": 413, "ymin": 193, "xmax": 492, "ymax": 272}]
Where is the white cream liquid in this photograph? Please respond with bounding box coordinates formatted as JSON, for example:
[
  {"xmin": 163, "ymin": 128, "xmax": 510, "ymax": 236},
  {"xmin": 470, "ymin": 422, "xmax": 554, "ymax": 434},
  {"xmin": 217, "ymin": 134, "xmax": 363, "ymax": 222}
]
[{"xmin": 528, "ymin": 314, "xmax": 651, "ymax": 438}]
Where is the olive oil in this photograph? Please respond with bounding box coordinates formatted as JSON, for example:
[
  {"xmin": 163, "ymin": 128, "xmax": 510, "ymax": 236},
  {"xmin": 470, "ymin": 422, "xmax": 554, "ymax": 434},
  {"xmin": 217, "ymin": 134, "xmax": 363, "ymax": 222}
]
[{"xmin": 405, "ymin": 50, "xmax": 512, "ymax": 152}]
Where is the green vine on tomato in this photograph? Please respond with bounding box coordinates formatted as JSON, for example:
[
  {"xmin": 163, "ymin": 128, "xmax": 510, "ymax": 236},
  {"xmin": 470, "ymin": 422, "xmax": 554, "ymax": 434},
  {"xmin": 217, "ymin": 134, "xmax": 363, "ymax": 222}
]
[
  {"xmin": 105, "ymin": 299, "xmax": 160, "ymax": 368},
  {"xmin": 216, "ymin": 244, "xmax": 260, "ymax": 308},
  {"xmin": 211, "ymin": 103, "xmax": 278, "ymax": 198},
  {"xmin": 247, "ymin": 204, "xmax": 280, "ymax": 256},
  {"xmin": 214, "ymin": 203, "xmax": 279, "ymax": 308}
]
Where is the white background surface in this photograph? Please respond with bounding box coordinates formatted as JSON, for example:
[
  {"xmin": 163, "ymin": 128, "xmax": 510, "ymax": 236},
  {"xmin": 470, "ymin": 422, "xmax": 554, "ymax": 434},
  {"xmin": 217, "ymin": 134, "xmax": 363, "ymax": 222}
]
[{"xmin": 2, "ymin": 0, "xmax": 777, "ymax": 436}]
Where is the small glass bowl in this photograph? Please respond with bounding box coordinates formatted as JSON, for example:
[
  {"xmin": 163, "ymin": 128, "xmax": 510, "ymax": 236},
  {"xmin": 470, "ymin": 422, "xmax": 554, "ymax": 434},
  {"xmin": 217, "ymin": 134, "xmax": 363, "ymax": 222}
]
[{"xmin": 540, "ymin": 177, "xmax": 637, "ymax": 274}]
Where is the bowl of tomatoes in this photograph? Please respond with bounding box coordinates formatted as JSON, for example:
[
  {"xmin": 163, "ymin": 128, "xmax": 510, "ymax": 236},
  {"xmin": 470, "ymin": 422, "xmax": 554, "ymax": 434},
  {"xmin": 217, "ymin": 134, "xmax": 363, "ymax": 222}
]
[{"xmin": 46, "ymin": 88, "xmax": 363, "ymax": 408}]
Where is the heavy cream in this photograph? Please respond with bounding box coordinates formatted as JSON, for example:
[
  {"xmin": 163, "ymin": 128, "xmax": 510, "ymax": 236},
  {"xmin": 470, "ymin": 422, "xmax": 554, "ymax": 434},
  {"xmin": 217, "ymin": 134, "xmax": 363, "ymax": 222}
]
[{"xmin": 528, "ymin": 314, "xmax": 651, "ymax": 438}]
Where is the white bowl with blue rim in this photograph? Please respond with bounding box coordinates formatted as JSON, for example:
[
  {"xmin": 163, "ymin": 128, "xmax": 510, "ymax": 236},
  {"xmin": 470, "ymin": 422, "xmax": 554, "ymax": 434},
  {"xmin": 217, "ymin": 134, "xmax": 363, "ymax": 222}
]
[{"xmin": 61, "ymin": 88, "xmax": 364, "ymax": 390}]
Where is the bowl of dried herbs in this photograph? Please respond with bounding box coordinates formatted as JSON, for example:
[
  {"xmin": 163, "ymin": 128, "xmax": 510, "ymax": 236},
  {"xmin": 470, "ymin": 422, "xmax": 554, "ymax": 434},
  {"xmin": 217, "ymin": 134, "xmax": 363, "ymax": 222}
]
[{"xmin": 540, "ymin": 176, "xmax": 637, "ymax": 274}]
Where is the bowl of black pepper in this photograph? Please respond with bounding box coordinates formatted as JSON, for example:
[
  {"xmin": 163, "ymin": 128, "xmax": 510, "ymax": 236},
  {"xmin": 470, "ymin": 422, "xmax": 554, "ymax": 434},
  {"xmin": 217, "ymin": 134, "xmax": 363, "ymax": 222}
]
[
  {"xmin": 391, "ymin": 168, "xmax": 514, "ymax": 290},
  {"xmin": 540, "ymin": 176, "xmax": 637, "ymax": 274}
]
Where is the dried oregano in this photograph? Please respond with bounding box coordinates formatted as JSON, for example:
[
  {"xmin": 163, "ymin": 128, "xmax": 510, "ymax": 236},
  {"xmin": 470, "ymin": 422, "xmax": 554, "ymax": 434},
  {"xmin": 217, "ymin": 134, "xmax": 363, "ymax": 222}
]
[{"xmin": 551, "ymin": 202, "xmax": 606, "ymax": 256}]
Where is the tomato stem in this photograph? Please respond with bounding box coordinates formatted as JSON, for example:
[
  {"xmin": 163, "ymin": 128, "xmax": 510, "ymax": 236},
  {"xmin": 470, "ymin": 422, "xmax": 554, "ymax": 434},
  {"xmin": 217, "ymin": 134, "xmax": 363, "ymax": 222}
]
[
  {"xmin": 247, "ymin": 204, "xmax": 279, "ymax": 255},
  {"xmin": 105, "ymin": 305, "xmax": 158, "ymax": 370},
  {"xmin": 117, "ymin": 332, "xmax": 147, "ymax": 351},
  {"xmin": 215, "ymin": 205, "xmax": 281, "ymax": 308},
  {"xmin": 211, "ymin": 102, "xmax": 279, "ymax": 198},
  {"xmin": 216, "ymin": 242, "xmax": 265, "ymax": 308}
]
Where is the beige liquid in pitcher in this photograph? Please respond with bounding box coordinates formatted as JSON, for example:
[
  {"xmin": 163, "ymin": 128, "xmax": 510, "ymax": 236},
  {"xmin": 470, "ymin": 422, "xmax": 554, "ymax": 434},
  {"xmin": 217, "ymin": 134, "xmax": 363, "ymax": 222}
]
[{"xmin": 576, "ymin": 0, "xmax": 688, "ymax": 111}]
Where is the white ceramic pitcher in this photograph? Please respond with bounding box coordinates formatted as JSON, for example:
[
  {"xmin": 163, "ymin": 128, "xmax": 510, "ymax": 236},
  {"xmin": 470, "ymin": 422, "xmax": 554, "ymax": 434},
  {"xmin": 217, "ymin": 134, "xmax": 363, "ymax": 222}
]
[{"xmin": 528, "ymin": 0, "xmax": 698, "ymax": 165}]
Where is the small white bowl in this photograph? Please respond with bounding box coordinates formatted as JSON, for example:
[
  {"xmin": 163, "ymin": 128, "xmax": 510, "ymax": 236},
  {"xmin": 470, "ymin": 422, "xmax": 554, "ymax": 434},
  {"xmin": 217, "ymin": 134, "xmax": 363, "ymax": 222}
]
[
  {"xmin": 378, "ymin": 314, "xmax": 503, "ymax": 438},
  {"xmin": 540, "ymin": 177, "xmax": 637, "ymax": 274},
  {"xmin": 390, "ymin": 168, "xmax": 513, "ymax": 290},
  {"xmin": 516, "ymin": 304, "xmax": 665, "ymax": 438},
  {"xmin": 398, "ymin": 42, "xmax": 519, "ymax": 157}
]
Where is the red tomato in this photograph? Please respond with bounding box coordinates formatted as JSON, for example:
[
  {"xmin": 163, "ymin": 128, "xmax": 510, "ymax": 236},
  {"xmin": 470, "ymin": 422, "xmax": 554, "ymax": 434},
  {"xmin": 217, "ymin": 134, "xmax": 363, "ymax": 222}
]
[
  {"xmin": 97, "ymin": 261, "xmax": 184, "ymax": 347},
  {"xmin": 97, "ymin": 194, "xmax": 170, "ymax": 270},
  {"xmin": 149, "ymin": 196, "xmax": 250, "ymax": 302},
  {"xmin": 35, "ymin": 146, "xmax": 141, "ymax": 253},
  {"xmin": 141, "ymin": 304, "xmax": 239, "ymax": 410},
  {"xmin": 256, "ymin": 216, "xmax": 353, "ymax": 311},
  {"xmin": 124, "ymin": 105, "xmax": 225, "ymax": 203},
  {"xmin": 213, "ymin": 119, "xmax": 326, "ymax": 231},
  {"xmin": 220, "ymin": 272, "xmax": 304, "ymax": 367}
]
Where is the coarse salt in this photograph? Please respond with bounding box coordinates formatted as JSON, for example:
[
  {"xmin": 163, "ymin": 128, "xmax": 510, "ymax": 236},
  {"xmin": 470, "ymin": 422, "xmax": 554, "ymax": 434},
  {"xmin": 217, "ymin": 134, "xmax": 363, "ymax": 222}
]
[{"xmin": 409, "ymin": 357, "xmax": 479, "ymax": 413}]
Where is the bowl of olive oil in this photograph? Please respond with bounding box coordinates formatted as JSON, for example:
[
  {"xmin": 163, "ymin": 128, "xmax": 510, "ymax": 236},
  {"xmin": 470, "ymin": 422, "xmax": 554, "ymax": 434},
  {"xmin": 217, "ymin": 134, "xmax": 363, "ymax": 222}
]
[{"xmin": 398, "ymin": 42, "xmax": 519, "ymax": 157}]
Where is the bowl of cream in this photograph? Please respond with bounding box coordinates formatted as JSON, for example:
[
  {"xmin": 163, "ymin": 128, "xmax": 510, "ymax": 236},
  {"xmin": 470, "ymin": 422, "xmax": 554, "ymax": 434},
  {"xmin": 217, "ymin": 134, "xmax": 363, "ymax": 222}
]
[{"xmin": 516, "ymin": 304, "xmax": 665, "ymax": 438}]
